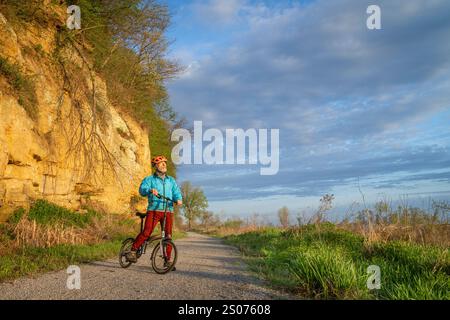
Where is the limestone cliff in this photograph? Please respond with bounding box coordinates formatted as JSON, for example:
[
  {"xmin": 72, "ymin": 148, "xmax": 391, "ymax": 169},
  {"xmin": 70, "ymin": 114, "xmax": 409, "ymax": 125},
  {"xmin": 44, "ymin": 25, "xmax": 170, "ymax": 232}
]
[{"xmin": 0, "ymin": 9, "xmax": 151, "ymax": 221}]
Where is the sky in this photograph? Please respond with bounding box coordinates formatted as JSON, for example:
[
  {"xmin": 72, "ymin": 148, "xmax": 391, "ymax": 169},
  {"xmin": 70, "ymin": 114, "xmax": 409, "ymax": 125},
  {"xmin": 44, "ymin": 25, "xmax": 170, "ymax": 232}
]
[{"xmin": 161, "ymin": 0, "xmax": 450, "ymax": 223}]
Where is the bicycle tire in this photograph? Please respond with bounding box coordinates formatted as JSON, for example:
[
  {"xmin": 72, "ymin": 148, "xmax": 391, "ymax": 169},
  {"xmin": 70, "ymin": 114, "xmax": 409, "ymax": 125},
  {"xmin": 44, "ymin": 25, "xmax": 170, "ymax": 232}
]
[
  {"xmin": 119, "ymin": 238, "xmax": 135, "ymax": 268},
  {"xmin": 151, "ymin": 239, "xmax": 178, "ymax": 274}
]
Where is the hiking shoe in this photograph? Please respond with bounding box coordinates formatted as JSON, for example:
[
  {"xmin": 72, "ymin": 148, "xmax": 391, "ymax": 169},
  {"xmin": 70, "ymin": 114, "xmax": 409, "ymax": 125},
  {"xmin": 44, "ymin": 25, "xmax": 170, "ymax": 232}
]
[
  {"xmin": 164, "ymin": 261, "xmax": 176, "ymax": 271},
  {"xmin": 126, "ymin": 250, "xmax": 137, "ymax": 263}
]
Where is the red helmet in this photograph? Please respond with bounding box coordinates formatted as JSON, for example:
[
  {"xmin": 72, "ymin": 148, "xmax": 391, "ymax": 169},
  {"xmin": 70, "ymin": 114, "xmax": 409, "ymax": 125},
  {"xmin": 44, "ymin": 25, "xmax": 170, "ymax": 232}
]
[{"xmin": 151, "ymin": 155, "xmax": 167, "ymax": 166}]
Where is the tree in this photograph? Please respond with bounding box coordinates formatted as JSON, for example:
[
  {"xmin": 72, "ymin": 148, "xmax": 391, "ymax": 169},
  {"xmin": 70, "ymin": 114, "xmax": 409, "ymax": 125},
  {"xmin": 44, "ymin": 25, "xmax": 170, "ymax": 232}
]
[
  {"xmin": 172, "ymin": 204, "xmax": 184, "ymax": 229},
  {"xmin": 180, "ymin": 181, "xmax": 208, "ymax": 230},
  {"xmin": 248, "ymin": 212, "xmax": 261, "ymax": 228},
  {"xmin": 199, "ymin": 210, "xmax": 214, "ymax": 230},
  {"xmin": 312, "ymin": 194, "xmax": 335, "ymax": 224},
  {"xmin": 278, "ymin": 206, "xmax": 290, "ymax": 228}
]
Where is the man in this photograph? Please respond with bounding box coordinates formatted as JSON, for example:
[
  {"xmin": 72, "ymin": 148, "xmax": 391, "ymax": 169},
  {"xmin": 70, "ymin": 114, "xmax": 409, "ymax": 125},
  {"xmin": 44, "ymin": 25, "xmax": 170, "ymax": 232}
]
[{"xmin": 126, "ymin": 155, "xmax": 182, "ymax": 270}]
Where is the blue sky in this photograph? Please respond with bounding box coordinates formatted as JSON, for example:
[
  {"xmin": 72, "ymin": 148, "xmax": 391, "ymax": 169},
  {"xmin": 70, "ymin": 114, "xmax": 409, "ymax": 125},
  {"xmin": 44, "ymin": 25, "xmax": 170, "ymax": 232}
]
[{"xmin": 162, "ymin": 0, "xmax": 450, "ymax": 222}]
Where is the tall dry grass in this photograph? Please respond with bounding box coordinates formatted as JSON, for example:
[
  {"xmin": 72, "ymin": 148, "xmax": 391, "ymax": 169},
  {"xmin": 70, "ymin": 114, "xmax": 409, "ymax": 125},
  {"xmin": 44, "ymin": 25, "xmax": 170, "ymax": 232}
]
[
  {"xmin": 207, "ymin": 199, "xmax": 449, "ymax": 248},
  {"xmin": 208, "ymin": 219, "xmax": 449, "ymax": 247},
  {"xmin": 339, "ymin": 221, "xmax": 449, "ymax": 247},
  {"xmin": 4, "ymin": 210, "xmax": 137, "ymax": 250},
  {"xmin": 211, "ymin": 224, "xmax": 267, "ymax": 237},
  {"xmin": 12, "ymin": 216, "xmax": 98, "ymax": 248}
]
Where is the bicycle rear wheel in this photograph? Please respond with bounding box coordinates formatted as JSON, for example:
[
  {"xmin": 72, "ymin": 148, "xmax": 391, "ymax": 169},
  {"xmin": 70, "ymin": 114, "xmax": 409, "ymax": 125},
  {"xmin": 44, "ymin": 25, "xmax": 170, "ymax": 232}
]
[
  {"xmin": 151, "ymin": 239, "xmax": 178, "ymax": 274},
  {"xmin": 119, "ymin": 238, "xmax": 134, "ymax": 268}
]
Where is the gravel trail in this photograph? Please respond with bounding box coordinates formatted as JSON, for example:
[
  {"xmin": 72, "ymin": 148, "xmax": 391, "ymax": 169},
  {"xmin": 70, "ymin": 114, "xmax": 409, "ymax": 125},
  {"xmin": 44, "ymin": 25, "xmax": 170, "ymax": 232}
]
[{"xmin": 0, "ymin": 232, "xmax": 294, "ymax": 300}]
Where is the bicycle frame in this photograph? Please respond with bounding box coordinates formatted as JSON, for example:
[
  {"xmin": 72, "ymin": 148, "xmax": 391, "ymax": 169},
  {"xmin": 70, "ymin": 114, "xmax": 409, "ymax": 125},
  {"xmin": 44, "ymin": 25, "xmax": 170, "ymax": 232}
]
[
  {"xmin": 157, "ymin": 193, "xmax": 174, "ymax": 261},
  {"xmin": 136, "ymin": 235, "xmax": 161, "ymax": 255},
  {"xmin": 136, "ymin": 193, "xmax": 175, "ymax": 259}
]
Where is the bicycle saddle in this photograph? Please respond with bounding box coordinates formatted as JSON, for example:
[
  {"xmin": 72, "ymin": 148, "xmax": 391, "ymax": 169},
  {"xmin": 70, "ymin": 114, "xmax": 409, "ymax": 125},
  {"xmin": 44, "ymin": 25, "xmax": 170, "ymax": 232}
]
[{"xmin": 135, "ymin": 212, "xmax": 147, "ymax": 219}]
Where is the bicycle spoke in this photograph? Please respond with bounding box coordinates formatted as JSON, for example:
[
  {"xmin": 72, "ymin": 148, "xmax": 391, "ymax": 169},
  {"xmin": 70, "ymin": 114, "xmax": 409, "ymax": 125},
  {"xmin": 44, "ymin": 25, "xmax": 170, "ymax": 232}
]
[{"xmin": 151, "ymin": 240, "xmax": 177, "ymax": 274}]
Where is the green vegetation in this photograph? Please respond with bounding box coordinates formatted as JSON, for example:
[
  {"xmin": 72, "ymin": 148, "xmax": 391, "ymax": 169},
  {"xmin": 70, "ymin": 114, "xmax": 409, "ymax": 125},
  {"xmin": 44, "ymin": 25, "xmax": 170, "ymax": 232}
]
[
  {"xmin": 59, "ymin": 0, "xmax": 183, "ymax": 177},
  {"xmin": 203, "ymin": 196, "xmax": 449, "ymax": 299},
  {"xmin": 0, "ymin": 241, "xmax": 122, "ymax": 282},
  {"xmin": 0, "ymin": 200, "xmax": 186, "ymax": 282},
  {"xmin": 0, "ymin": 56, "xmax": 38, "ymax": 119},
  {"xmin": 25, "ymin": 200, "xmax": 101, "ymax": 227},
  {"xmin": 180, "ymin": 181, "xmax": 209, "ymax": 230},
  {"xmin": 1, "ymin": 0, "xmax": 183, "ymax": 176},
  {"xmin": 224, "ymin": 224, "xmax": 449, "ymax": 300},
  {"xmin": 0, "ymin": 1, "xmax": 189, "ymax": 281},
  {"xmin": 0, "ymin": 0, "xmax": 58, "ymax": 27}
]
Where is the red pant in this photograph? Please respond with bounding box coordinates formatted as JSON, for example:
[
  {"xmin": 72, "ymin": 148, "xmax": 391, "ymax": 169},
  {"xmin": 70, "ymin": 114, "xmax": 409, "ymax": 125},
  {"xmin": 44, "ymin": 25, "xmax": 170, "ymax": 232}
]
[{"xmin": 132, "ymin": 210, "xmax": 173, "ymax": 259}]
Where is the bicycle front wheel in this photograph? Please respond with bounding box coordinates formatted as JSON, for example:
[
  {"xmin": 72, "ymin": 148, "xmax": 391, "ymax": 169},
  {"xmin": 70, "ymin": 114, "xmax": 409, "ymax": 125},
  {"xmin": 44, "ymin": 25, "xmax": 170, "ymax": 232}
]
[{"xmin": 151, "ymin": 239, "xmax": 178, "ymax": 274}]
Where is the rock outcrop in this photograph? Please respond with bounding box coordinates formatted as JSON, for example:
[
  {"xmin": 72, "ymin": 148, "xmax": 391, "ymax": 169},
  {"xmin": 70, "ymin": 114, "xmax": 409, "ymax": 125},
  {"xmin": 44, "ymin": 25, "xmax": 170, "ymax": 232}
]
[{"xmin": 0, "ymin": 9, "xmax": 151, "ymax": 222}]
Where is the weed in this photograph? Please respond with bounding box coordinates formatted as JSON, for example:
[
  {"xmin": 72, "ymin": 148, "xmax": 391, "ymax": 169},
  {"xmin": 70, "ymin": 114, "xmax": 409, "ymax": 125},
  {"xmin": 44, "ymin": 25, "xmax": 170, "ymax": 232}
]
[
  {"xmin": 225, "ymin": 226, "xmax": 449, "ymax": 300},
  {"xmin": 0, "ymin": 56, "xmax": 38, "ymax": 119}
]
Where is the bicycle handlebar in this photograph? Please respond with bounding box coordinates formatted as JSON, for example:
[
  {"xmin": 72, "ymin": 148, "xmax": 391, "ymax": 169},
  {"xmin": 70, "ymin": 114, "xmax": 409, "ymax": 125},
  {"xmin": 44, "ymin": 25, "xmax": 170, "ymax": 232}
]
[{"xmin": 154, "ymin": 193, "xmax": 176, "ymax": 203}]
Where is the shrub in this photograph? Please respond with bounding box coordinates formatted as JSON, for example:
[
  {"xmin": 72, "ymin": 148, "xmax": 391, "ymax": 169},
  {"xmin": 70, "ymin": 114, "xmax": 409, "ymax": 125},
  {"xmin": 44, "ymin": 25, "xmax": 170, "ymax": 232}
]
[
  {"xmin": 28, "ymin": 199, "xmax": 98, "ymax": 228},
  {"xmin": 0, "ymin": 56, "xmax": 38, "ymax": 119}
]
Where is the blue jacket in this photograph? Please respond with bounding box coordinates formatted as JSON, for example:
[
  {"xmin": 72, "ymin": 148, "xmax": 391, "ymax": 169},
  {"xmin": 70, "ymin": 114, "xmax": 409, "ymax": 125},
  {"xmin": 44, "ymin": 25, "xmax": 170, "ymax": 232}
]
[{"xmin": 139, "ymin": 174, "xmax": 182, "ymax": 213}]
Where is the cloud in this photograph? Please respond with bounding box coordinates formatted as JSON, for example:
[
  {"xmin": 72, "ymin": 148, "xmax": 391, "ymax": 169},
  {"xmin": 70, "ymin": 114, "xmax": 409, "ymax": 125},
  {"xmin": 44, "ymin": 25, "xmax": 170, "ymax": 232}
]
[
  {"xmin": 191, "ymin": 0, "xmax": 246, "ymax": 25},
  {"xmin": 177, "ymin": 144, "xmax": 450, "ymax": 200},
  {"xmin": 168, "ymin": 0, "xmax": 450, "ymax": 204},
  {"xmin": 171, "ymin": 0, "xmax": 450, "ymax": 128}
]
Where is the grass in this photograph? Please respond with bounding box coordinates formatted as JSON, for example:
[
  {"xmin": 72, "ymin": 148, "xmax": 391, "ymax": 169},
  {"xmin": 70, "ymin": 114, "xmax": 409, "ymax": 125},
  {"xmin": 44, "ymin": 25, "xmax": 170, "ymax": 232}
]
[
  {"xmin": 28, "ymin": 200, "xmax": 101, "ymax": 228},
  {"xmin": 0, "ymin": 241, "xmax": 122, "ymax": 282},
  {"xmin": 0, "ymin": 56, "xmax": 38, "ymax": 119},
  {"xmin": 0, "ymin": 0, "xmax": 57, "ymax": 27},
  {"xmin": 224, "ymin": 224, "xmax": 449, "ymax": 300},
  {"xmin": 0, "ymin": 200, "xmax": 186, "ymax": 282}
]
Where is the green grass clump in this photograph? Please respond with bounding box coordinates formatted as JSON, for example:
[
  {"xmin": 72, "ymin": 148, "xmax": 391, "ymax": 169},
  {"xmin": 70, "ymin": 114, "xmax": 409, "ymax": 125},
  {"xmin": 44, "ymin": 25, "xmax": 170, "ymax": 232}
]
[
  {"xmin": 26, "ymin": 199, "xmax": 100, "ymax": 228},
  {"xmin": 0, "ymin": 56, "xmax": 38, "ymax": 119},
  {"xmin": 286, "ymin": 244, "xmax": 368, "ymax": 299},
  {"xmin": 365, "ymin": 242, "xmax": 449, "ymax": 299},
  {"xmin": 7, "ymin": 207, "xmax": 26, "ymax": 225},
  {"xmin": 225, "ymin": 225, "xmax": 449, "ymax": 300}
]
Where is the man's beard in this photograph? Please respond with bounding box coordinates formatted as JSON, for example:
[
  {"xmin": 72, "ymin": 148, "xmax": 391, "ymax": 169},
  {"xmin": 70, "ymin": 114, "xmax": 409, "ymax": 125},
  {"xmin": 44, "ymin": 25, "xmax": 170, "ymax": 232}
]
[{"xmin": 156, "ymin": 168, "xmax": 166, "ymax": 176}]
